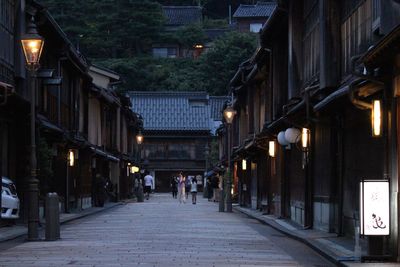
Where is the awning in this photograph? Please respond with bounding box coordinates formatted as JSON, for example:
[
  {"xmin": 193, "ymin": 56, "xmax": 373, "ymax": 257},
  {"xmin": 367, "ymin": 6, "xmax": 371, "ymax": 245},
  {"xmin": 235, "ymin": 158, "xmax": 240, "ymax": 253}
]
[
  {"xmin": 90, "ymin": 147, "xmax": 120, "ymax": 162},
  {"xmin": 37, "ymin": 114, "xmax": 64, "ymax": 134},
  {"xmin": 313, "ymin": 85, "xmax": 350, "ymax": 112}
]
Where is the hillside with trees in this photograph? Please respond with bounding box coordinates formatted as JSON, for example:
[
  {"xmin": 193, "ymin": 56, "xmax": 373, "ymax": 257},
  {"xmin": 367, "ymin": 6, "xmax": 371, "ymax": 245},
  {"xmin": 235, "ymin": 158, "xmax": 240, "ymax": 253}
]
[{"xmin": 39, "ymin": 0, "xmax": 258, "ymax": 95}]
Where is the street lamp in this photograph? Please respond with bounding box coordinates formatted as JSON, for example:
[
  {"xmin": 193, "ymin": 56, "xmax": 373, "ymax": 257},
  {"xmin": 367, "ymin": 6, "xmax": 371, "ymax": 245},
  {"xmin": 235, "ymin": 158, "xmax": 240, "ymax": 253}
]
[
  {"xmin": 223, "ymin": 105, "xmax": 236, "ymax": 212},
  {"xmin": 136, "ymin": 131, "xmax": 144, "ymax": 145},
  {"xmin": 21, "ymin": 16, "xmax": 44, "ymax": 240}
]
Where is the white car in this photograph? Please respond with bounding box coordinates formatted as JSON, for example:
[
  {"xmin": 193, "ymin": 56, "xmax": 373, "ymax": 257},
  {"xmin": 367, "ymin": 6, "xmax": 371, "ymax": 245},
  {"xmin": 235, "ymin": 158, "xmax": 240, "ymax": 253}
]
[{"xmin": 1, "ymin": 177, "xmax": 20, "ymax": 219}]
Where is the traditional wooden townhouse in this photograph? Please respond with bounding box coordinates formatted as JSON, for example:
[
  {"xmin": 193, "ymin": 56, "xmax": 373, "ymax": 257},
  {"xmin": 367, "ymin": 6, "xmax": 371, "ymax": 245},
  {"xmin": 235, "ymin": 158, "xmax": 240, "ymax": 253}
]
[
  {"xmin": 0, "ymin": 1, "xmax": 142, "ymax": 228},
  {"xmin": 87, "ymin": 65, "xmax": 143, "ymax": 203},
  {"xmin": 227, "ymin": 0, "xmax": 400, "ymax": 260},
  {"xmin": 129, "ymin": 91, "xmax": 223, "ymax": 192}
]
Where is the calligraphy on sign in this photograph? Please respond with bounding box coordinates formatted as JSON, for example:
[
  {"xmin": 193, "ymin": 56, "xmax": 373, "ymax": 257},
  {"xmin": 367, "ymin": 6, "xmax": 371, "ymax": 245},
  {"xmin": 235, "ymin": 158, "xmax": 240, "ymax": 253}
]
[{"xmin": 360, "ymin": 180, "xmax": 390, "ymax": 236}]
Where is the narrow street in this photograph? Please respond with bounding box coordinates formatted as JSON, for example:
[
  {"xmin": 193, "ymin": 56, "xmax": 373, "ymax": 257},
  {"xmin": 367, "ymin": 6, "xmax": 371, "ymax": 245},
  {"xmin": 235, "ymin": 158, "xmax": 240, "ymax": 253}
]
[{"xmin": 0, "ymin": 194, "xmax": 334, "ymax": 267}]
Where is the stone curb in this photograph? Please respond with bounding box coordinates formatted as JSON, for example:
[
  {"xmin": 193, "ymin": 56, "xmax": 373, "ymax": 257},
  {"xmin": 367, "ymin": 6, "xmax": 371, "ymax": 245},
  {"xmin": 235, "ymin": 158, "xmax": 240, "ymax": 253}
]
[{"xmin": 0, "ymin": 202, "xmax": 123, "ymax": 243}]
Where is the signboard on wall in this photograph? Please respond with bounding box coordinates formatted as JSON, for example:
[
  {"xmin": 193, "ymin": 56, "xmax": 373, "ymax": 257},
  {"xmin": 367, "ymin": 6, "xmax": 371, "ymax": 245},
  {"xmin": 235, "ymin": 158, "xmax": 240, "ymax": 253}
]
[{"xmin": 360, "ymin": 180, "xmax": 389, "ymax": 236}]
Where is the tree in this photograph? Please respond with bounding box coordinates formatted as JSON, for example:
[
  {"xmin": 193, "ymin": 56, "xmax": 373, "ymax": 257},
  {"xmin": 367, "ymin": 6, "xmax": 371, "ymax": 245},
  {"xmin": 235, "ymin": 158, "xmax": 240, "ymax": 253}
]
[
  {"xmin": 198, "ymin": 31, "xmax": 257, "ymax": 95},
  {"xmin": 39, "ymin": 0, "xmax": 165, "ymax": 57}
]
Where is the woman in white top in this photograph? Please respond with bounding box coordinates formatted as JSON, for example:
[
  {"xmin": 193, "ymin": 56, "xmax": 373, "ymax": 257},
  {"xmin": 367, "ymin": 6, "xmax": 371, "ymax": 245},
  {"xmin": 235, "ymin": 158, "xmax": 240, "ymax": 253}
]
[
  {"xmin": 178, "ymin": 173, "xmax": 186, "ymax": 203},
  {"xmin": 190, "ymin": 177, "xmax": 198, "ymax": 204}
]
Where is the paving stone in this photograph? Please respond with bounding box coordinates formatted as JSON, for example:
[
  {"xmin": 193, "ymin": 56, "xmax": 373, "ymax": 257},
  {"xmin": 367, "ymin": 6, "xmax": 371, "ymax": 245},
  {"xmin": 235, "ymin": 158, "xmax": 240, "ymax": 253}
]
[{"xmin": 0, "ymin": 194, "xmax": 333, "ymax": 267}]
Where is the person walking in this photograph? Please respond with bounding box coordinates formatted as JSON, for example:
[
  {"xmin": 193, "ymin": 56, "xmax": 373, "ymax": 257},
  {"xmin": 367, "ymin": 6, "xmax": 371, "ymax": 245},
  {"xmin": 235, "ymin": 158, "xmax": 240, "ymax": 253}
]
[
  {"xmin": 143, "ymin": 171, "xmax": 154, "ymax": 200},
  {"xmin": 178, "ymin": 172, "xmax": 186, "ymax": 203},
  {"xmin": 185, "ymin": 175, "xmax": 192, "ymax": 200},
  {"xmin": 190, "ymin": 177, "xmax": 198, "ymax": 204},
  {"xmin": 171, "ymin": 175, "xmax": 178, "ymax": 199}
]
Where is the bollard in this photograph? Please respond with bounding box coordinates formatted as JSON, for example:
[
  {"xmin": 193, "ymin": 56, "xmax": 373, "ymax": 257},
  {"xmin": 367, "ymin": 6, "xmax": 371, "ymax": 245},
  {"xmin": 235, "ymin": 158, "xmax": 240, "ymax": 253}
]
[
  {"xmin": 219, "ymin": 188, "xmax": 225, "ymax": 212},
  {"xmin": 45, "ymin": 193, "xmax": 60, "ymax": 241},
  {"xmin": 137, "ymin": 184, "xmax": 144, "ymax": 202}
]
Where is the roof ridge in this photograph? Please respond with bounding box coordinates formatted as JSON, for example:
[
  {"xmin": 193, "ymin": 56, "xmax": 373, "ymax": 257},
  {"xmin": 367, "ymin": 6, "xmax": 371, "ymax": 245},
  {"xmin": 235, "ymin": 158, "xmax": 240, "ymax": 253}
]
[{"xmin": 163, "ymin": 6, "xmax": 202, "ymax": 9}]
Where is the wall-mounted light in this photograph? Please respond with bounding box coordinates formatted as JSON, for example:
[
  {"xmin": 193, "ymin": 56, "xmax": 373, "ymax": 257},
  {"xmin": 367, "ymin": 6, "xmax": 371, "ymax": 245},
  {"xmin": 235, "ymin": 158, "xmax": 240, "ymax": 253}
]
[
  {"xmin": 268, "ymin": 141, "xmax": 276, "ymax": 157},
  {"xmin": 242, "ymin": 159, "xmax": 247, "ymax": 170},
  {"xmin": 301, "ymin": 128, "xmax": 310, "ymax": 149},
  {"xmin": 372, "ymin": 100, "xmax": 381, "ymax": 137},
  {"xmin": 194, "ymin": 44, "xmax": 204, "ymax": 49},
  {"xmin": 68, "ymin": 149, "xmax": 75, "ymax": 167},
  {"xmin": 131, "ymin": 166, "xmax": 140, "ymax": 173}
]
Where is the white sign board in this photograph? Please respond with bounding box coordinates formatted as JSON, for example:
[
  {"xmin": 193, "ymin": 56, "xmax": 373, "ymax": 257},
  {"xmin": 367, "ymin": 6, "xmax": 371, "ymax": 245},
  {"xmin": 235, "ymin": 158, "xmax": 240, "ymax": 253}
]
[{"xmin": 360, "ymin": 180, "xmax": 389, "ymax": 236}]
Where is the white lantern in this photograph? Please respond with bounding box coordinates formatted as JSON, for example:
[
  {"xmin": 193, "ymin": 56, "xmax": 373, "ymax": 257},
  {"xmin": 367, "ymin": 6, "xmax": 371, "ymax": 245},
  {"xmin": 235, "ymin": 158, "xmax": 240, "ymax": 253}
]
[
  {"xmin": 277, "ymin": 131, "xmax": 290, "ymax": 146},
  {"xmin": 284, "ymin": 127, "xmax": 300, "ymax": 143}
]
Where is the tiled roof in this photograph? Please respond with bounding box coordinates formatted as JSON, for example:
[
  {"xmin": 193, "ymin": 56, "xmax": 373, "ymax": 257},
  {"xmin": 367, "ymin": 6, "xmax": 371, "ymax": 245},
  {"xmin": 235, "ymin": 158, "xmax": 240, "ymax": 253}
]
[
  {"xmin": 210, "ymin": 96, "xmax": 229, "ymax": 120},
  {"xmin": 233, "ymin": 1, "xmax": 276, "ymax": 18},
  {"xmin": 163, "ymin": 6, "xmax": 202, "ymax": 26},
  {"xmin": 129, "ymin": 91, "xmax": 212, "ymax": 132}
]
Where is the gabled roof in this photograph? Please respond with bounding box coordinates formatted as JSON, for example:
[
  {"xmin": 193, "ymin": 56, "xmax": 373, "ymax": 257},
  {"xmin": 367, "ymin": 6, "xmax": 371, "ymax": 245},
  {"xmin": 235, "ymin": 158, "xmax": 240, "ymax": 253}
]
[
  {"xmin": 163, "ymin": 6, "xmax": 202, "ymax": 26},
  {"xmin": 210, "ymin": 96, "xmax": 229, "ymax": 121},
  {"xmin": 233, "ymin": 1, "xmax": 276, "ymax": 18},
  {"xmin": 129, "ymin": 91, "xmax": 211, "ymax": 132}
]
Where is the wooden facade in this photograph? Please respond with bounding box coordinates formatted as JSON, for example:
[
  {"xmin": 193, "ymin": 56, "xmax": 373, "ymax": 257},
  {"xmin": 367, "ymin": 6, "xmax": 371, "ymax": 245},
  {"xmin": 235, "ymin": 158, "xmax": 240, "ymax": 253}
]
[
  {"xmin": 0, "ymin": 0, "xmax": 142, "ymax": 223},
  {"xmin": 226, "ymin": 0, "xmax": 400, "ymax": 260}
]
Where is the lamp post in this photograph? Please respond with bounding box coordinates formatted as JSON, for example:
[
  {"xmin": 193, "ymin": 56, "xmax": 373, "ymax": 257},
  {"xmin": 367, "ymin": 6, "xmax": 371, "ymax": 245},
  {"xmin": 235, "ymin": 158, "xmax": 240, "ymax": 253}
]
[
  {"xmin": 136, "ymin": 131, "xmax": 144, "ymax": 168},
  {"xmin": 223, "ymin": 105, "xmax": 236, "ymax": 213},
  {"xmin": 21, "ymin": 17, "xmax": 45, "ymax": 240},
  {"xmin": 135, "ymin": 132, "xmax": 144, "ymax": 202}
]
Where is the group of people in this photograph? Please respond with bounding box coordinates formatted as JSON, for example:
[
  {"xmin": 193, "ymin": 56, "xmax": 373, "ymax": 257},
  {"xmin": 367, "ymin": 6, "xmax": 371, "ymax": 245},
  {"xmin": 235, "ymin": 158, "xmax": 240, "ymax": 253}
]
[{"xmin": 170, "ymin": 172, "xmax": 197, "ymax": 204}]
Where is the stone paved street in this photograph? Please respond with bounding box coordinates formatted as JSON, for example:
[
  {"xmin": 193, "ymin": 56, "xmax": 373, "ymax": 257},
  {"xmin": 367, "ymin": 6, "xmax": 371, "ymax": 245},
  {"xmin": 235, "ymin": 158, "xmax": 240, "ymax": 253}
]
[{"xmin": 0, "ymin": 194, "xmax": 334, "ymax": 267}]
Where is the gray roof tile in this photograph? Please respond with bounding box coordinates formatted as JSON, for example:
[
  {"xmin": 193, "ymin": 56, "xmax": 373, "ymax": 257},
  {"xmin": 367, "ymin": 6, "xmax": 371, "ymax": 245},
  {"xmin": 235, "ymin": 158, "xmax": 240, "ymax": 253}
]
[
  {"xmin": 233, "ymin": 1, "xmax": 276, "ymax": 18},
  {"xmin": 163, "ymin": 6, "xmax": 202, "ymax": 26},
  {"xmin": 129, "ymin": 91, "xmax": 215, "ymax": 132},
  {"xmin": 210, "ymin": 96, "xmax": 229, "ymax": 120}
]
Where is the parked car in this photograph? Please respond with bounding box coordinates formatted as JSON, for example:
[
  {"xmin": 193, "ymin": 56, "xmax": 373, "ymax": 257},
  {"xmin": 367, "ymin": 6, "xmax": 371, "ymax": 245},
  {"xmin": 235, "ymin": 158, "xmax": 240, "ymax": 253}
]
[{"xmin": 1, "ymin": 177, "xmax": 20, "ymax": 219}]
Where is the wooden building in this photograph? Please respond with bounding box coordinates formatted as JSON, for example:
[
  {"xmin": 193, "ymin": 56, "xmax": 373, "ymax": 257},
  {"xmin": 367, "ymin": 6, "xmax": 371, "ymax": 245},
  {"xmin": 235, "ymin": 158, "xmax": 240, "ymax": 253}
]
[
  {"xmin": 0, "ymin": 0, "xmax": 142, "ymax": 224},
  {"xmin": 232, "ymin": 1, "xmax": 276, "ymax": 33},
  {"xmin": 227, "ymin": 0, "xmax": 400, "ymax": 260},
  {"xmin": 129, "ymin": 91, "xmax": 226, "ymax": 191}
]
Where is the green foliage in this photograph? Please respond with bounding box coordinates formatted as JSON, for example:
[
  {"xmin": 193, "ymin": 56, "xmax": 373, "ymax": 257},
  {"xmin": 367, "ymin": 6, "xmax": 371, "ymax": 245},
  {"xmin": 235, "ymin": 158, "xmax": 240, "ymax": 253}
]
[
  {"xmin": 209, "ymin": 139, "xmax": 220, "ymax": 167},
  {"xmin": 39, "ymin": 0, "xmax": 257, "ymax": 95},
  {"xmin": 95, "ymin": 31, "xmax": 256, "ymax": 95},
  {"xmin": 202, "ymin": 18, "xmax": 228, "ymax": 29},
  {"xmin": 175, "ymin": 24, "xmax": 206, "ymax": 49},
  {"xmin": 197, "ymin": 31, "xmax": 257, "ymax": 95},
  {"xmin": 40, "ymin": 0, "xmax": 164, "ymax": 57}
]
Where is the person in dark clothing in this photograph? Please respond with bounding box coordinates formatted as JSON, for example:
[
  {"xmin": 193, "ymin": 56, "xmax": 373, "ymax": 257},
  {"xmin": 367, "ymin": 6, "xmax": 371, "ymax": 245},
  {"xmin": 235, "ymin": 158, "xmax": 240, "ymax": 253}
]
[
  {"xmin": 207, "ymin": 177, "xmax": 213, "ymax": 201},
  {"xmin": 171, "ymin": 176, "xmax": 178, "ymax": 199},
  {"xmin": 95, "ymin": 174, "xmax": 106, "ymax": 207}
]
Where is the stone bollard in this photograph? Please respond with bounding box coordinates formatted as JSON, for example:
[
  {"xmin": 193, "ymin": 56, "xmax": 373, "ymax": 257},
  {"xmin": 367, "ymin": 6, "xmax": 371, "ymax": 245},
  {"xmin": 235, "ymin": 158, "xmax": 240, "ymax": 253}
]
[
  {"xmin": 219, "ymin": 188, "xmax": 225, "ymax": 212},
  {"xmin": 45, "ymin": 193, "xmax": 60, "ymax": 241},
  {"xmin": 137, "ymin": 184, "xmax": 144, "ymax": 202}
]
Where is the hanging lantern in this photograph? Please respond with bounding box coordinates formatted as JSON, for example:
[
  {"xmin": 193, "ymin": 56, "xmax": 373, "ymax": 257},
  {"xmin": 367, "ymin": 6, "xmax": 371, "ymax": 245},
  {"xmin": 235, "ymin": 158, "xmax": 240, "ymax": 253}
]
[
  {"xmin": 277, "ymin": 131, "xmax": 290, "ymax": 146},
  {"xmin": 284, "ymin": 127, "xmax": 300, "ymax": 143}
]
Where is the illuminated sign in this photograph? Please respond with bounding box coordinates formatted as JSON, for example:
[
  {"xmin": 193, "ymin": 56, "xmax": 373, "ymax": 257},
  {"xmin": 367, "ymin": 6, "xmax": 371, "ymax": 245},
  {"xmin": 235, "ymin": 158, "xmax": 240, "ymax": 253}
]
[{"xmin": 360, "ymin": 180, "xmax": 389, "ymax": 236}]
